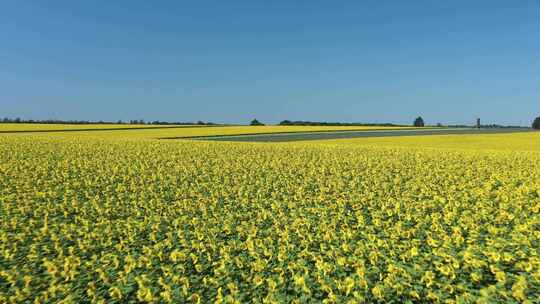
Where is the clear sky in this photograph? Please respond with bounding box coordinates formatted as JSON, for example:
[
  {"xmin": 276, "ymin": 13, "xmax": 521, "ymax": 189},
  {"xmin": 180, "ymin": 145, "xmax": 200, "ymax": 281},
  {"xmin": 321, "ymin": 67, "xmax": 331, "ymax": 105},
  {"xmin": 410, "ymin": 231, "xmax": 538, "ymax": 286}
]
[{"xmin": 1, "ymin": 1, "xmax": 539, "ymax": 125}]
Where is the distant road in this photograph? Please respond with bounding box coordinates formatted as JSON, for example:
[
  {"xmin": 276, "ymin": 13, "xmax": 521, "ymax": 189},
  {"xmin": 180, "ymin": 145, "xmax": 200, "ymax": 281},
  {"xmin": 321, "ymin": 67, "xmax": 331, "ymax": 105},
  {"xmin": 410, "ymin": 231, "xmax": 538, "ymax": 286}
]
[{"xmin": 193, "ymin": 128, "xmax": 535, "ymax": 142}]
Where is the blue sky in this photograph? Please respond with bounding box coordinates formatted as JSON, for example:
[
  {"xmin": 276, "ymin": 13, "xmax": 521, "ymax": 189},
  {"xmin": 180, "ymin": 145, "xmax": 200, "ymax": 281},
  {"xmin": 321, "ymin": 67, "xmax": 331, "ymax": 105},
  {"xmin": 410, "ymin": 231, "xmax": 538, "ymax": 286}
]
[{"xmin": 1, "ymin": 1, "xmax": 539, "ymax": 125}]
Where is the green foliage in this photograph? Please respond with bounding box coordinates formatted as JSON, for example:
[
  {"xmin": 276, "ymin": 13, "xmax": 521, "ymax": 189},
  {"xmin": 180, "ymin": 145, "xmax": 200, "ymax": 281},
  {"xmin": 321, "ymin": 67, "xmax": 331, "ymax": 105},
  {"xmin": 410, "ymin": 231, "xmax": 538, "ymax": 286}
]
[
  {"xmin": 414, "ymin": 116, "xmax": 425, "ymax": 127},
  {"xmin": 279, "ymin": 120, "xmax": 401, "ymax": 127},
  {"xmin": 532, "ymin": 117, "xmax": 540, "ymax": 130},
  {"xmin": 250, "ymin": 119, "xmax": 265, "ymax": 126}
]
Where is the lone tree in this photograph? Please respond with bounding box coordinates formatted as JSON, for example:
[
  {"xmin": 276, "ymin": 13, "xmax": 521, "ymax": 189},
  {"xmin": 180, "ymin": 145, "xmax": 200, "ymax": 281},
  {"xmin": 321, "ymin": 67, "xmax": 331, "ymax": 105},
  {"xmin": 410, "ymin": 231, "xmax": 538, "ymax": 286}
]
[
  {"xmin": 533, "ymin": 117, "xmax": 540, "ymax": 130},
  {"xmin": 250, "ymin": 119, "xmax": 265, "ymax": 126},
  {"xmin": 413, "ymin": 116, "xmax": 425, "ymax": 127}
]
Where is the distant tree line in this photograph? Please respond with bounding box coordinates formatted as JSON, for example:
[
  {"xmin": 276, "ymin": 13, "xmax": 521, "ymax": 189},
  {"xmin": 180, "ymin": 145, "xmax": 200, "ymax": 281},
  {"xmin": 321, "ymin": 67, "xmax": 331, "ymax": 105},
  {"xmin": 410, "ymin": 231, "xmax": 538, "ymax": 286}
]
[
  {"xmin": 481, "ymin": 124, "xmax": 528, "ymax": 129},
  {"xmin": 1, "ymin": 117, "xmax": 217, "ymax": 125},
  {"xmin": 440, "ymin": 123, "xmax": 531, "ymax": 129},
  {"xmin": 144, "ymin": 120, "xmax": 217, "ymax": 126},
  {"xmin": 278, "ymin": 120, "xmax": 404, "ymax": 127},
  {"xmin": 446, "ymin": 124, "xmax": 473, "ymax": 128},
  {"xmin": 3, "ymin": 116, "xmax": 539, "ymax": 128}
]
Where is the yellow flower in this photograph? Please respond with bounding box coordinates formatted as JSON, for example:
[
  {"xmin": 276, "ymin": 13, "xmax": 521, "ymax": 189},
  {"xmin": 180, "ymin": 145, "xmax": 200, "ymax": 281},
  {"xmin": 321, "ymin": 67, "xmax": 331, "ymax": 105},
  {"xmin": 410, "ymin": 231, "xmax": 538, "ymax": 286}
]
[
  {"xmin": 470, "ymin": 272, "xmax": 482, "ymax": 283},
  {"xmin": 136, "ymin": 286, "xmax": 154, "ymax": 302},
  {"xmin": 190, "ymin": 293, "xmax": 201, "ymax": 304},
  {"xmin": 343, "ymin": 277, "xmax": 355, "ymax": 296},
  {"xmin": 108, "ymin": 286, "xmax": 123, "ymax": 300},
  {"xmin": 371, "ymin": 285, "xmax": 384, "ymax": 300},
  {"xmin": 160, "ymin": 289, "xmax": 172, "ymax": 303},
  {"xmin": 293, "ymin": 274, "xmax": 311, "ymax": 294},
  {"xmin": 494, "ymin": 271, "xmax": 506, "ymax": 284},
  {"xmin": 512, "ymin": 275, "xmax": 528, "ymax": 301},
  {"xmin": 409, "ymin": 290, "xmax": 420, "ymax": 299},
  {"xmin": 252, "ymin": 275, "xmax": 264, "ymax": 287},
  {"xmin": 422, "ymin": 271, "xmax": 436, "ymax": 288},
  {"xmin": 409, "ymin": 246, "xmax": 419, "ymax": 257}
]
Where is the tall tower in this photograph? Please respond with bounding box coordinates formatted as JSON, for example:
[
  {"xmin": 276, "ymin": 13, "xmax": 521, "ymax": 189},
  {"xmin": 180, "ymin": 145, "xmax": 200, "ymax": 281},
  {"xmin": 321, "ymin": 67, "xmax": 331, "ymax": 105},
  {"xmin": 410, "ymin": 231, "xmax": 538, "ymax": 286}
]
[{"xmin": 476, "ymin": 118, "xmax": 481, "ymax": 129}]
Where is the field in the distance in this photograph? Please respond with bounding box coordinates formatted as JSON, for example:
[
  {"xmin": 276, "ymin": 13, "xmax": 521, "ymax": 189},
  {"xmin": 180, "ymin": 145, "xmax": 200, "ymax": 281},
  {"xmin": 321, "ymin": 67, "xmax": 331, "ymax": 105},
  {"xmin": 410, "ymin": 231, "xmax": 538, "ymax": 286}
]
[
  {"xmin": 0, "ymin": 123, "xmax": 199, "ymax": 132},
  {"xmin": 0, "ymin": 125, "xmax": 417, "ymax": 139},
  {"xmin": 316, "ymin": 131, "xmax": 540, "ymax": 152},
  {"xmin": 1, "ymin": 128, "xmax": 539, "ymax": 303},
  {"xmin": 197, "ymin": 128, "xmax": 531, "ymax": 142}
]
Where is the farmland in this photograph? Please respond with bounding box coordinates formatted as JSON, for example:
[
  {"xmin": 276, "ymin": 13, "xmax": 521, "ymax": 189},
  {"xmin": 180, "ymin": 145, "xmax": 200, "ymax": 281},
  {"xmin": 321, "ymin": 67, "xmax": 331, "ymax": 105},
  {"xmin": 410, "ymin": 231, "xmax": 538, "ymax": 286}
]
[
  {"xmin": 1, "ymin": 128, "xmax": 540, "ymax": 303},
  {"xmin": 197, "ymin": 128, "xmax": 531, "ymax": 143},
  {"xmin": 0, "ymin": 123, "xmax": 198, "ymax": 133},
  {"xmin": 0, "ymin": 124, "xmax": 415, "ymax": 140}
]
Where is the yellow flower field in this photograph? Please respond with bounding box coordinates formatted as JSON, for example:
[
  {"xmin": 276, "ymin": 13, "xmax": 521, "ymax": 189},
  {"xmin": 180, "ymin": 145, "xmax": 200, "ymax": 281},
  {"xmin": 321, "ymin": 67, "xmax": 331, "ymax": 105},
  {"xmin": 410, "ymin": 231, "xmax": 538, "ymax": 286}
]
[
  {"xmin": 1, "ymin": 132, "xmax": 539, "ymax": 303},
  {"xmin": 0, "ymin": 125, "xmax": 415, "ymax": 140},
  {"xmin": 0, "ymin": 123, "xmax": 188, "ymax": 132},
  {"xmin": 315, "ymin": 132, "xmax": 540, "ymax": 152}
]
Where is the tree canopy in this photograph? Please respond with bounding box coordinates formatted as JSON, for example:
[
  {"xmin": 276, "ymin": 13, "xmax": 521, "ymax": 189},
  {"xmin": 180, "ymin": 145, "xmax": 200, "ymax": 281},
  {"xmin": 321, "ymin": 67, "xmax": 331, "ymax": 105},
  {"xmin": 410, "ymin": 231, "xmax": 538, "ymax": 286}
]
[
  {"xmin": 250, "ymin": 119, "xmax": 265, "ymax": 126},
  {"xmin": 533, "ymin": 117, "xmax": 540, "ymax": 130},
  {"xmin": 413, "ymin": 117, "xmax": 425, "ymax": 127}
]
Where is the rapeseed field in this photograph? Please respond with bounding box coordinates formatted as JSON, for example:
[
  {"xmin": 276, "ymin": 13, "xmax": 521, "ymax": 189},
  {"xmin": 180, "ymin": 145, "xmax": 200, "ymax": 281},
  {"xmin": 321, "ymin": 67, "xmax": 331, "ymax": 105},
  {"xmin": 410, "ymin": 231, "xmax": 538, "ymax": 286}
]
[
  {"xmin": 0, "ymin": 123, "xmax": 186, "ymax": 132},
  {"xmin": 1, "ymin": 132, "xmax": 539, "ymax": 303},
  {"xmin": 317, "ymin": 132, "xmax": 540, "ymax": 152}
]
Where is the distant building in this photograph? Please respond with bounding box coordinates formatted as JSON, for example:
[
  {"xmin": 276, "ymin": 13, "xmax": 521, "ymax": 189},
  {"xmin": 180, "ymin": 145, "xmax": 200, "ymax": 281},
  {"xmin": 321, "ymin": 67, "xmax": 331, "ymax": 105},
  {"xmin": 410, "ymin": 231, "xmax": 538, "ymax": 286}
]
[{"xmin": 476, "ymin": 118, "xmax": 481, "ymax": 129}]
